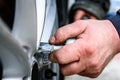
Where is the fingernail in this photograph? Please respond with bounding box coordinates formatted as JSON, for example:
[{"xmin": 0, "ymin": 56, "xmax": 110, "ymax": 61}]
[{"xmin": 50, "ymin": 36, "xmax": 55, "ymax": 43}]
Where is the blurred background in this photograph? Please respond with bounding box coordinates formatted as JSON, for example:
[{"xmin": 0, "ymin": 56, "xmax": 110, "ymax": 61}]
[{"xmin": 0, "ymin": 0, "xmax": 120, "ymax": 80}]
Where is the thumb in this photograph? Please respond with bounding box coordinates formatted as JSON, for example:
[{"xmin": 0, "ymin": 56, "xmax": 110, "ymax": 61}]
[{"xmin": 49, "ymin": 21, "xmax": 86, "ymax": 44}]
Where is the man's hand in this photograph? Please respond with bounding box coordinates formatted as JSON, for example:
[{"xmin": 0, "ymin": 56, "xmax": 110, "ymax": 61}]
[{"xmin": 49, "ymin": 20, "xmax": 120, "ymax": 78}]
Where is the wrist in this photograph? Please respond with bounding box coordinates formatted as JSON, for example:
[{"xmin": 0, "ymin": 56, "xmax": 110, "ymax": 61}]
[
  {"xmin": 105, "ymin": 20, "xmax": 120, "ymax": 54},
  {"xmin": 107, "ymin": 10, "xmax": 120, "ymax": 37}
]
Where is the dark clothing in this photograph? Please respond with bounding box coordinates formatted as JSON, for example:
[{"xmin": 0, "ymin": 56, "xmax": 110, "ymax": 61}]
[
  {"xmin": 0, "ymin": 0, "xmax": 15, "ymax": 29},
  {"xmin": 56, "ymin": 0, "xmax": 68, "ymax": 26},
  {"xmin": 69, "ymin": 0, "xmax": 110, "ymax": 22}
]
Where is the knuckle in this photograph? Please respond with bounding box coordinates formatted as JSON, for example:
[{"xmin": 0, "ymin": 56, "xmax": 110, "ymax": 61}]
[
  {"xmin": 89, "ymin": 59, "xmax": 99, "ymax": 69},
  {"xmin": 89, "ymin": 58, "xmax": 101, "ymax": 74},
  {"xmin": 85, "ymin": 44, "xmax": 95, "ymax": 55},
  {"xmin": 89, "ymin": 61, "xmax": 101, "ymax": 77}
]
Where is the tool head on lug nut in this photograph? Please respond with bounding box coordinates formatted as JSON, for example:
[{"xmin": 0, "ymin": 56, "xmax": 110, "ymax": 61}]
[{"xmin": 34, "ymin": 39, "xmax": 76, "ymax": 67}]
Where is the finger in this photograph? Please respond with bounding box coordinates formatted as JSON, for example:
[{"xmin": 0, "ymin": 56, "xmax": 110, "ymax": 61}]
[
  {"xmin": 49, "ymin": 39, "xmax": 86, "ymax": 64},
  {"xmin": 74, "ymin": 10, "xmax": 86, "ymax": 21},
  {"xmin": 49, "ymin": 43, "xmax": 80, "ymax": 64},
  {"xmin": 60, "ymin": 60, "xmax": 86, "ymax": 76},
  {"xmin": 49, "ymin": 21, "xmax": 86, "ymax": 44}
]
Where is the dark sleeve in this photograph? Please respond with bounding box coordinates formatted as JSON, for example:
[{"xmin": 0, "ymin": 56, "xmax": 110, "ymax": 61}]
[
  {"xmin": 107, "ymin": 9, "xmax": 120, "ymax": 37},
  {"xmin": 69, "ymin": 0, "xmax": 110, "ymax": 22}
]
